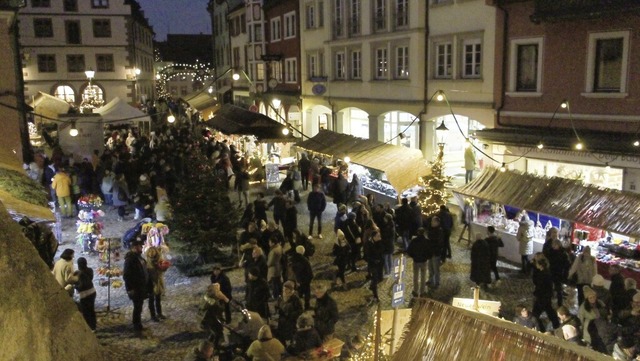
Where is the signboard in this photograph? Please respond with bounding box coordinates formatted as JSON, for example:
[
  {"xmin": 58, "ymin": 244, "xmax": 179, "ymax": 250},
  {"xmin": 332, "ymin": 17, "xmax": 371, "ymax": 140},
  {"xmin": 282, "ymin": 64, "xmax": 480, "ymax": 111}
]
[
  {"xmin": 392, "ymin": 284, "xmax": 405, "ymax": 307},
  {"xmin": 265, "ymin": 163, "xmax": 280, "ymax": 187},
  {"xmin": 393, "ymin": 257, "xmax": 406, "ymax": 280},
  {"xmin": 452, "ymin": 297, "xmax": 501, "ymax": 317}
]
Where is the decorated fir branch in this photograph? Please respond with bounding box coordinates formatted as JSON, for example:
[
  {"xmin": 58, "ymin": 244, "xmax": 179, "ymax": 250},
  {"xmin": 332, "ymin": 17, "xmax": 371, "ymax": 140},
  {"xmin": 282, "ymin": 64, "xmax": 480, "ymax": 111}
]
[
  {"xmin": 77, "ymin": 194, "xmax": 103, "ymax": 209},
  {"xmin": 417, "ymin": 143, "xmax": 452, "ymax": 218}
]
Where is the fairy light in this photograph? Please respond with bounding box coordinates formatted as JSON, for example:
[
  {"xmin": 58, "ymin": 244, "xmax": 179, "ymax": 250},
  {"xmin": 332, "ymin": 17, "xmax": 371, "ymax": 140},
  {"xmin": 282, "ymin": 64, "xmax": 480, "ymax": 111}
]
[{"xmin": 417, "ymin": 144, "xmax": 452, "ymax": 218}]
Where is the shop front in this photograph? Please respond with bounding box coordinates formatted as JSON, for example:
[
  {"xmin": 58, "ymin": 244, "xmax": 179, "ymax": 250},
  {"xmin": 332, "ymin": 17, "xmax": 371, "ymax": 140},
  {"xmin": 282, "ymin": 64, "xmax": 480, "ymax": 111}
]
[
  {"xmin": 294, "ymin": 130, "xmax": 430, "ymax": 204},
  {"xmin": 454, "ymin": 167, "xmax": 640, "ymax": 284}
]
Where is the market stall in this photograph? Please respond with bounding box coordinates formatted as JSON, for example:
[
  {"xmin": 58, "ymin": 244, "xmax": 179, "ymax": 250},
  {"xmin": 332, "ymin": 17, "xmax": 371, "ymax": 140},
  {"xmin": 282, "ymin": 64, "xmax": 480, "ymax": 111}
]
[
  {"xmin": 95, "ymin": 97, "xmax": 151, "ymax": 135},
  {"xmin": 294, "ymin": 130, "xmax": 430, "ymax": 204},
  {"xmin": 454, "ymin": 167, "xmax": 640, "ymax": 283},
  {"xmin": 180, "ymin": 89, "xmax": 220, "ymax": 121}
]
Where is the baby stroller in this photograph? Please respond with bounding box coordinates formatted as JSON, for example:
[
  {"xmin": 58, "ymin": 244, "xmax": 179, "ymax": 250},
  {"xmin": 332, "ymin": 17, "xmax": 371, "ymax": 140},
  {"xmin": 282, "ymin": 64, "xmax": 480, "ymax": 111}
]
[{"xmin": 121, "ymin": 217, "xmax": 152, "ymax": 249}]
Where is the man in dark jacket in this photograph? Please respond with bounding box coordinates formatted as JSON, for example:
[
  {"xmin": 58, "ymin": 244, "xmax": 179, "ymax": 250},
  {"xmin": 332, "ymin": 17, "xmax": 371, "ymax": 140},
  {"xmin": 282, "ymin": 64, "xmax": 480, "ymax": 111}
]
[
  {"xmin": 246, "ymin": 267, "xmax": 271, "ymax": 320},
  {"xmin": 123, "ymin": 239, "xmax": 149, "ymax": 332},
  {"xmin": 210, "ymin": 264, "xmax": 233, "ymax": 324},
  {"xmin": 438, "ymin": 205, "xmax": 454, "ymax": 259},
  {"xmin": 470, "ymin": 233, "xmax": 492, "ymax": 289},
  {"xmin": 395, "ymin": 198, "xmax": 413, "ymax": 251},
  {"xmin": 340, "ymin": 212, "xmax": 362, "ymax": 272},
  {"xmin": 298, "ymin": 153, "xmax": 311, "ymax": 190},
  {"xmin": 307, "ymin": 184, "xmax": 327, "ymax": 238},
  {"xmin": 426, "ymin": 217, "xmax": 443, "ymax": 288},
  {"xmin": 485, "ymin": 226, "xmax": 504, "ymax": 283},
  {"xmin": 313, "ymin": 283, "xmax": 339, "ymax": 341},
  {"xmin": 290, "ymin": 245, "xmax": 314, "ymax": 309},
  {"xmin": 268, "ymin": 190, "xmax": 287, "ymax": 227},
  {"xmin": 407, "ymin": 228, "xmax": 429, "ymax": 296}
]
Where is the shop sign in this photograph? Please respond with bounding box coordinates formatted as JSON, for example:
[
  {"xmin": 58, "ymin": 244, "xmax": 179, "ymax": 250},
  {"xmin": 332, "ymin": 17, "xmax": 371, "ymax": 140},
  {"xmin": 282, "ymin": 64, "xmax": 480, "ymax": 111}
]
[{"xmin": 452, "ymin": 297, "xmax": 501, "ymax": 317}]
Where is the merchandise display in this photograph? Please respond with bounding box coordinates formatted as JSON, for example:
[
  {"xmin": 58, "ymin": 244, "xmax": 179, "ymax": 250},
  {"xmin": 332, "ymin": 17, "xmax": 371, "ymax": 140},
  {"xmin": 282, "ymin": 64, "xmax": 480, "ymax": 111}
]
[{"xmin": 347, "ymin": 163, "xmax": 398, "ymax": 200}]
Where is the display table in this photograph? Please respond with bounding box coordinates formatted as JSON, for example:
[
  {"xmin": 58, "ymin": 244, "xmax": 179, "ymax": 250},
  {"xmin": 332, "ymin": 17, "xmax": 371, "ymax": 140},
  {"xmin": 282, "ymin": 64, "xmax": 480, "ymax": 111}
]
[
  {"xmin": 596, "ymin": 261, "xmax": 640, "ymax": 285},
  {"xmin": 283, "ymin": 338, "xmax": 344, "ymax": 360},
  {"xmin": 470, "ymin": 222, "xmax": 544, "ymax": 264}
]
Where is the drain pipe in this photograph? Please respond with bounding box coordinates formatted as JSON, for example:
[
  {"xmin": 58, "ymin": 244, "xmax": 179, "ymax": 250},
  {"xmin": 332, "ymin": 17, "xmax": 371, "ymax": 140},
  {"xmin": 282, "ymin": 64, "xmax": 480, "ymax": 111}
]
[{"xmin": 495, "ymin": 0, "xmax": 509, "ymax": 128}]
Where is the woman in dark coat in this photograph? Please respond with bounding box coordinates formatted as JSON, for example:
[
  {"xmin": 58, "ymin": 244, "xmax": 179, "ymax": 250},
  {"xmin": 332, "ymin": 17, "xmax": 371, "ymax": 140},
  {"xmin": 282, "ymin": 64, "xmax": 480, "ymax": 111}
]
[
  {"xmin": 282, "ymin": 199, "xmax": 298, "ymax": 244},
  {"xmin": 470, "ymin": 233, "xmax": 492, "ymax": 288},
  {"xmin": 246, "ymin": 267, "xmax": 271, "ymax": 320},
  {"xmin": 332, "ymin": 230, "xmax": 351, "ymax": 288},
  {"xmin": 364, "ymin": 230, "xmax": 385, "ymax": 302},
  {"xmin": 531, "ymin": 254, "xmax": 560, "ymax": 331},
  {"xmin": 276, "ymin": 280, "xmax": 303, "ymax": 345}
]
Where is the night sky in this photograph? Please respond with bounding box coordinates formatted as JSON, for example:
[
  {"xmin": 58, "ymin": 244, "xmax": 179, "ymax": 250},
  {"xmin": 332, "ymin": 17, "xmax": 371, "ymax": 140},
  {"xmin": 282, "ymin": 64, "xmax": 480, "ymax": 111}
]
[{"xmin": 137, "ymin": 0, "xmax": 211, "ymax": 41}]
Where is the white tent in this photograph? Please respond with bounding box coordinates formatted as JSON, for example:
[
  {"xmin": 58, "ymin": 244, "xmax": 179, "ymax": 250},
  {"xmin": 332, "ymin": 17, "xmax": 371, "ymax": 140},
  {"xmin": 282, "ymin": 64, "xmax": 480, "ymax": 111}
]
[{"xmin": 95, "ymin": 97, "xmax": 150, "ymax": 133}]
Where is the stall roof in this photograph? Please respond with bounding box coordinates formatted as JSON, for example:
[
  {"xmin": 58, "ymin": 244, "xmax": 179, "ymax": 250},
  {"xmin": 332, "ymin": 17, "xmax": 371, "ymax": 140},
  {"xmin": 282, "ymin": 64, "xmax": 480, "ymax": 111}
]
[
  {"xmin": 95, "ymin": 97, "xmax": 150, "ymax": 125},
  {"xmin": 180, "ymin": 90, "xmax": 220, "ymax": 114},
  {"xmin": 393, "ymin": 299, "xmax": 610, "ymax": 361},
  {"xmin": 295, "ymin": 130, "xmax": 430, "ymax": 193},
  {"xmin": 455, "ymin": 167, "xmax": 640, "ymax": 238},
  {"xmin": 206, "ymin": 104, "xmax": 298, "ymax": 143},
  {"xmin": 29, "ymin": 92, "xmax": 71, "ymax": 121}
]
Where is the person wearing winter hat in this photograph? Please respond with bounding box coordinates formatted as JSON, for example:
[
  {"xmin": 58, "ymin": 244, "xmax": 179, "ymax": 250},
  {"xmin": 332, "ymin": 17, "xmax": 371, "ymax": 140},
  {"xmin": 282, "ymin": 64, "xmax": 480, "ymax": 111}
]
[
  {"xmin": 578, "ymin": 285, "xmax": 607, "ymax": 345},
  {"xmin": 290, "ymin": 244, "xmax": 314, "ymax": 309},
  {"xmin": 287, "ymin": 313, "xmax": 322, "ymax": 357},
  {"xmin": 246, "ymin": 325, "xmax": 285, "ymax": 361},
  {"xmin": 332, "ymin": 229, "xmax": 351, "ymax": 289}
]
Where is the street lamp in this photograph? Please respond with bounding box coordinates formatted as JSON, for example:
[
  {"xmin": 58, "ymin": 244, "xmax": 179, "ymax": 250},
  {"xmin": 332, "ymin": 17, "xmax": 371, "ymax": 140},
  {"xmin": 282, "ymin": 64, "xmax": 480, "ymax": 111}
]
[
  {"xmin": 80, "ymin": 68, "xmax": 102, "ymax": 113},
  {"xmin": 435, "ymin": 119, "xmax": 449, "ymax": 145},
  {"xmin": 69, "ymin": 121, "xmax": 78, "ymax": 137}
]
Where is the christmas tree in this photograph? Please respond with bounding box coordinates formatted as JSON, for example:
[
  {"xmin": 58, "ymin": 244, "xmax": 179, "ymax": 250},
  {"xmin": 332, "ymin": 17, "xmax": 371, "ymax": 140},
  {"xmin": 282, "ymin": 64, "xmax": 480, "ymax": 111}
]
[
  {"xmin": 168, "ymin": 146, "xmax": 241, "ymax": 269},
  {"xmin": 417, "ymin": 143, "xmax": 452, "ymax": 218}
]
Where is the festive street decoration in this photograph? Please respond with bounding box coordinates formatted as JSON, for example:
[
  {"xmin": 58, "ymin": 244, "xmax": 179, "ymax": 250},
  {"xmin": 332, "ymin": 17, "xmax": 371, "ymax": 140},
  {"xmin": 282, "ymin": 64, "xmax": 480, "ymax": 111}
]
[
  {"xmin": 76, "ymin": 208, "xmax": 104, "ymax": 254},
  {"xmin": 417, "ymin": 143, "xmax": 452, "ymax": 218},
  {"xmin": 77, "ymin": 194, "xmax": 103, "ymax": 209},
  {"xmin": 141, "ymin": 222, "xmax": 170, "ymax": 254}
]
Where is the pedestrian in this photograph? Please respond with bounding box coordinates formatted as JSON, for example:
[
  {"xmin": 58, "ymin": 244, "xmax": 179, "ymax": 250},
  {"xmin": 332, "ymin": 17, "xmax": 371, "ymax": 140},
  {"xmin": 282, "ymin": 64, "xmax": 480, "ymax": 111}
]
[
  {"xmin": 470, "ymin": 233, "xmax": 492, "ymax": 289},
  {"xmin": 246, "ymin": 267, "xmax": 271, "ymax": 320},
  {"xmin": 530, "ymin": 254, "xmax": 560, "ymax": 331},
  {"xmin": 516, "ymin": 212, "xmax": 535, "ymax": 274},
  {"xmin": 251, "ymin": 246, "xmax": 268, "ymax": 281},
  {"xmin": 380, "ymin": 213, "xmax": 396, "ymax": 277},
  {"xmin": 123, "ymin": 239, "xmax": 149, "ymax": 333},
  {"xmin": 51, "ymin": 168, "xmax": 73, "ymax": 218},
  {"xmin": 568, "ymin": 246, "xmax": 597, "ymax": 306},
  {"xmin": 74, "ymin": 256, "xmax": 96, "ymax": 331},
  {"xmin": 254, "ymin": 192, "xmax": 268, "ymax": 226},
  {"xmin": 513, "ymin": 304, "xmax": 539, "ymax": 331},
  {"xmin": 199, "ymin": 283, "xmax": 230, "ymax": 347},
  {"xmin": 52, "ymin": 248, "xmax": 78, "ymax": 297},
  {"xmin": 287, "ymin": 313, "xmax": 322, "ymax": 357},
  {"xmin": 332, "ymin": 230, "xmax": 351, "ymax": 289},
  {"xmin": 298, "ymin": 153, "xmax": 311, "ymax": 191},
  {"xmin": 112, "ymin": 173, "xmax": 130, "ymax": 222},
  {"xmin": 275, "ymin": 280, "xmax": 303, "ymax": 345},
  {"xmin": 267, "ymin": 190, "xmax": 287, "ymax": 227},
  {"xmin": 438, "ymin": 205, "xmax": 454, "ymax": 259},
  {"xmin": 260, "ymin": 220, "xmax": 285, "ymax": 254},
  {"xmin": 146, "ymin": 246, "xmax": 167, "ymax": 322},
  {"xmin": 341, "ymin": 212, "xmax": 362, "ymax": 272},
  {"xmin": 236, "ymin": 166, "xmax": 250, "ymax": 206},
  {"xmin": 101, "ymin": 169, "xmax": 114, "ymax": 205},
  {"xmin": 544, "ymin": 239, "xmax": 571, "ymax": 307},
  {"xmin": 554, "ymin": 306, "xmax": 582, "ymax": 339},
  {"xmin": 407, "ymin": 228, "xmax": 429, "ymax": 297},
  {"xmin": 426, "ymin": 216, "xmax": 443, "ymax": 289},
  {"xmin": 395, "ymin": 198, "xmax": 413, "ymax": 252},
  {"xmin": 485, "ymin": 226, "xmax": 504, "ymax": 284},
  {"xmin": 364, "ymin": 230, "xmax": 384, "ymax": 302},
  {"xmin": 290, "ymin": 164, "xmax": 302, "ymax": 202},
  {"xmin": 347, "ymin": 173, "xmax": 363, "ymax": 206},
  {"xmin": 267, "ymin": 237, "xmax": 283, "ymax": 300},
  {"xmin": 307, "ymin": 184, "xmax": 327, "ymax": 239},
  {"xmin": 578, "ymin": 285, "xmax": 608, "ymax": 346},
  {"xmin": 609, "ymin": 265, "xmax": 628, "ymax": 319},
  {"xmin": 210, "ymin": 264, "xmax": 233, "ymax": 324},
  {"xmin": 246, "ymin": 325, "xmax": 285, "ymax": 361},
  {"xmin": 183, "ymin": 340, "xmax": 215, "ymax": 361},
  {"xmin": 290, "ymin": 245, "xmax": 314, "ymax": 309},
  {"xmin": 334, "ymin": 204, "xmax": 348, "ymax": 234},
  {"xmin": 313, "ymin": 283, "xmax": 339, "ymax": 341},
  {"xmin": 282, "ymin": 199, "xmax": 298, "ymax": 244}
]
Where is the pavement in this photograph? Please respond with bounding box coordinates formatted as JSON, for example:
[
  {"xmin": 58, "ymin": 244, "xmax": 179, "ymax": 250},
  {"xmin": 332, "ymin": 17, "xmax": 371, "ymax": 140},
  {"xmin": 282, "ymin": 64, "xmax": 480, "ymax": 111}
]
[{"xmin": 54, "ymin": 184, "xmax": 555, "ymax": 360}]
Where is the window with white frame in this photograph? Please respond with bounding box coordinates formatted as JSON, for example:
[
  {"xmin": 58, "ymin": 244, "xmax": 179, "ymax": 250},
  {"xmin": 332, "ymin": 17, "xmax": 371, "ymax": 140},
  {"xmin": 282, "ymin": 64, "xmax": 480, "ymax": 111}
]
[
  {"xmin": 462, "ymin": 39, "xmax": 481, "ymax": 78},
  {"xmin": 351, "ymin": 49, "xmax": 361, "ymax": 79},
  {"xmin": 335, "ymin": 51, "xmax": 346, "ymax": 79},
  {"xmin": 509, "ymin": 38, "xmax": 543, "ymax": 93},
  {"xmin": 308, "ymin": 53, "xmax": 318, "ymax": 78},
  {"xmin": 384, "ymin": 111, "xmax": 418, "ymax": 148},
  {"xmin": 374, "ymin": 0, "xmax": 386, "ymax": 31},
  {"xmin": 306, "ymin": 4, "xmax": 315, "ymax": 29},
  {"xmin": 285, "ymin": 58, "xmax": 297, "ymax": 83},
  {"xmin": 54, "ymin": 85, "xmax": 75, "ymax": 103},
  {"xmin": 435, "ymin": 42, "xmax": 452, "ymax": 78},
  {"xmin": 586, "ymin": 31, "xmax": 629, "ymax": 94},
  {"xmin": 350, "ymin": 0, "xmax": 360, "ymax": 35},
  {"xmin": 272, "ymin": 61, "xmax": 283, "ymax": 82},
  {"xmin": 284, "ymin": 12, "xmax": 296, "ymax": 39},
  {"xmin": 270, "ymin": 17, "xmax": 281, "ymax": 42},
  {"xmin": 375, "ymin": 47, "xmax": 388, "ymax": 79},
  {"xmin": 396, "ymin": 46, "xmax": 409, "ymax": 78},
  {"xmin": 395, "ymin": 0, "xmax": 408, "ymax": 28}
]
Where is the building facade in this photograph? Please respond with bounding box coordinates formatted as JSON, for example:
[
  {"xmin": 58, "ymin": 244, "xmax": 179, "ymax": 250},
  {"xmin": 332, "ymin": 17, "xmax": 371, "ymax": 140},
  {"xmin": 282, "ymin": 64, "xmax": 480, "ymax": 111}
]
[
  {"xmin": 478, "ymin": 0, "xmax": 640, "ymax": 192},
  {"xmin": 19, "ymin": 0, "xmax": 154, "ymax": 110}
]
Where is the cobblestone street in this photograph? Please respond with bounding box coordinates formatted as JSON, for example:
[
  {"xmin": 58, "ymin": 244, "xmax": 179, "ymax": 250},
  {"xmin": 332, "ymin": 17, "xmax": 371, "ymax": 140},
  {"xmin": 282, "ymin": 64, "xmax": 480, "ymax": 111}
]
[{"xmin": 56, "ymin": 185, "xmax": 538, "ymax": 360}]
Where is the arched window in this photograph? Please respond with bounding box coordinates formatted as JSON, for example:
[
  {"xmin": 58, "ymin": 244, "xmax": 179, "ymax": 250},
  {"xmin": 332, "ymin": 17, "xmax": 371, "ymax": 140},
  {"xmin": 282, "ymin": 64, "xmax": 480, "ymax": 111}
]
[
  {"xmin": 383, "ymin": 111, "xmax": 418, "ymax": 148},
  {"xmin": 53, "ymin": 85, "xmax": 76, "ymax": 104},
  {"xmin": 81, "ymin": 82, "xmax": 105, "ymax": 108}
]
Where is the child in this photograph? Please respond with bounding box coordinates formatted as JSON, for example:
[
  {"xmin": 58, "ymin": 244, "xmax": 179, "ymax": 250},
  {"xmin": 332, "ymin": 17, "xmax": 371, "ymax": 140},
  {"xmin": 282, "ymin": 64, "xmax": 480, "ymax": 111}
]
[{"xmin": 512, "ymin": 304, "xmax": 539, "ymax": 331}]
